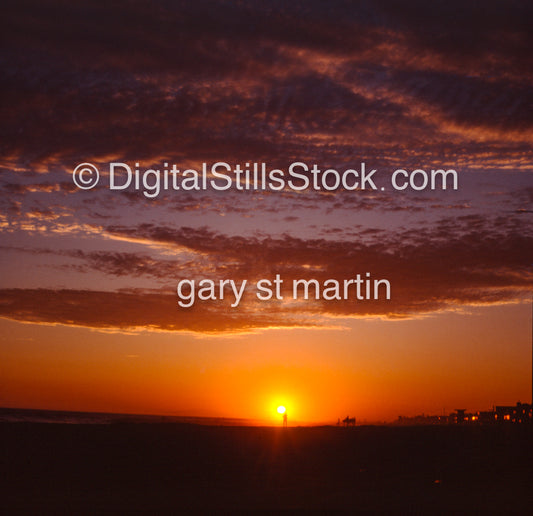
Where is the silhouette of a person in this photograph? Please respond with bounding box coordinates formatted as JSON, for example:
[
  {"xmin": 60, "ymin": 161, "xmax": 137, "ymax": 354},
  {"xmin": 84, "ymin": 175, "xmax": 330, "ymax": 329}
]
[{"xmin": 283, "ymin": 413, "xmax": 287, "ymax": 427}]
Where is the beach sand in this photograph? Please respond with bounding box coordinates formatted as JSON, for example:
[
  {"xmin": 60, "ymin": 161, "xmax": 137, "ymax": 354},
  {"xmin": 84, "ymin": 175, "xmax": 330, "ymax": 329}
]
[{"xmin": 1, "ymin": 422, "xmax": 532, "ymax": 513}]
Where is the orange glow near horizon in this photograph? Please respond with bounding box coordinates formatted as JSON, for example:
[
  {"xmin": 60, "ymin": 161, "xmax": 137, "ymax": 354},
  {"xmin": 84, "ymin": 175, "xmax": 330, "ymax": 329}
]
[{"xmin": 1, "ymin": 300, "xmax": 531, "ymax": 424}]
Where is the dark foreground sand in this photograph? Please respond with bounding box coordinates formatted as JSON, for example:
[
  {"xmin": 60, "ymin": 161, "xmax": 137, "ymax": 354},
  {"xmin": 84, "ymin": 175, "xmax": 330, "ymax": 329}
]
[{"xmin": 1, "ymin": 422, "xmax": 532, "ymax": 513}]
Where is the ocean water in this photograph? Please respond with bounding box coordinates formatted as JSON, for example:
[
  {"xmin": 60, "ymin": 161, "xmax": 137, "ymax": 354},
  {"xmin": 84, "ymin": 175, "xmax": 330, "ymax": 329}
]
[{"xmin": 0, "ymin": 407, "xmax": 261, "ymax": 426}]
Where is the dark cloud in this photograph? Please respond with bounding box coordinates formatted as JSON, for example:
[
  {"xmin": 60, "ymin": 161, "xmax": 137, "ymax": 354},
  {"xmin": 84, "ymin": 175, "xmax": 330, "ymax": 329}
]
[
  {"xmin": 380, "ymin": 0, "xmax": 533, "ymax": 71},
  {"xmin": 0, "ymin": 288, "xmax": 312, "ymax": 333},
  {"xmin": 1, "ymin": 218, "xmax": 531, "ymax": 332},
  {"xmin": 2, "ymin": 0, "xmax": 532, "ymax": 172},
  {"xmin": 390, "ymin": 70, "xmax": 533, "ymax": 131}
]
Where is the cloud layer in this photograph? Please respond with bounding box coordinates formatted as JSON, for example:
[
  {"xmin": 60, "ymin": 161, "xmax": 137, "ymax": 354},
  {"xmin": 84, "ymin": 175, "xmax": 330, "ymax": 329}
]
[
  {"xmin": 1, "ymin": 0, "xmax": 532, "ymax": 333},
  {"xmin": 1, "ymin": 217, "xmax": 531, "ymax": 332}
]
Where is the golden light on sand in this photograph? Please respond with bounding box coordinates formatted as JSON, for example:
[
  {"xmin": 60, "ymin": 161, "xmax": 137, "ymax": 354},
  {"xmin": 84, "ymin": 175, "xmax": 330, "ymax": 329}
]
[{"xmin": 277, "ymin": 405, "xmax": 286, "ymax": 415}]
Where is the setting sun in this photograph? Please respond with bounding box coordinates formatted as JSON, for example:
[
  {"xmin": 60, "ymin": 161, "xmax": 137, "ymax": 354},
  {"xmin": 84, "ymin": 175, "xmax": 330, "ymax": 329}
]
[{"xmin": 277, "ymin": 405, "xmax": 286, "ymax": 415}]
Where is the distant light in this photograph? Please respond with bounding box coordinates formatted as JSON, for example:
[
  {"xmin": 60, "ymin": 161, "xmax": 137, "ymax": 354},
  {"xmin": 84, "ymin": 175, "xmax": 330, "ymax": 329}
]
[{"xmin": 277, "ymin": 405, "xmax": 286, "ymax": 415}]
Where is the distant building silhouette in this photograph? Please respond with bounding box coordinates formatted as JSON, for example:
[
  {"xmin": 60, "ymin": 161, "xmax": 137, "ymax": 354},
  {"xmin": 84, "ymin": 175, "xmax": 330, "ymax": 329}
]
[
  {"xmin": 396, "ymin": 403, "xmax": 532, "ymax": 426},
  {"xmin": 495, "ymin": 402, "xmax": 532, "ymax": 423}
]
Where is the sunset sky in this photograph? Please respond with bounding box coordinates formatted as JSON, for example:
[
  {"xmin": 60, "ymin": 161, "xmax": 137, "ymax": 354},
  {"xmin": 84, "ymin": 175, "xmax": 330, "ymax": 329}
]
[{"xmin": 1, "ymin": 0, "xmax": 532, "ymax": 423}]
